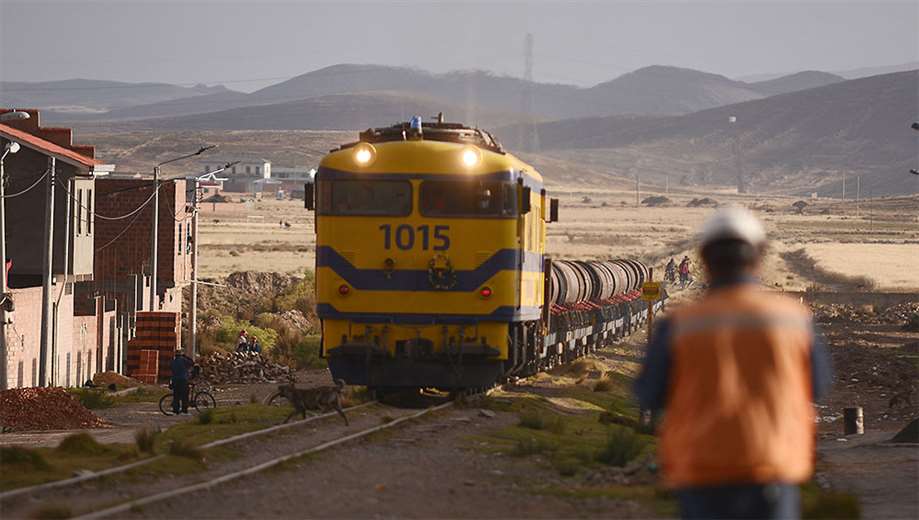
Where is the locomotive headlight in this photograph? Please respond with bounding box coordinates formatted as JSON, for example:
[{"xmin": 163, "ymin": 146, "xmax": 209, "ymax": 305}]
[
  {"xmin": 353, "ymin": 143, "xmax": 376, "ymax": 166},
  {"xmin": 461, "ymin": 146, "xmax": 481, "ymax": 168}
]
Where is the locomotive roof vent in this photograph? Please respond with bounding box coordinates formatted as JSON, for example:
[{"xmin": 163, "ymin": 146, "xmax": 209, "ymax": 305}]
[{"xmin": 337, "ymin": 113, "xmax": 505, "ymax": 154}]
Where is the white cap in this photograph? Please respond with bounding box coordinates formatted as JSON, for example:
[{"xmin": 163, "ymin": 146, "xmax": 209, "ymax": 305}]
[{"xmin": 699, "ymin": 206, "xmax": 766, "ymax": 247}]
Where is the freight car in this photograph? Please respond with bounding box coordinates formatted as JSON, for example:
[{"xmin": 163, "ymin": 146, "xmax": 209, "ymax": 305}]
[{"xmin": 305, "ymin": 116, "xmax": 665, "ymax": 391}]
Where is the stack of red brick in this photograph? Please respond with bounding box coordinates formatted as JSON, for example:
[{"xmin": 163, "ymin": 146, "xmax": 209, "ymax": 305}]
[{"xmin": 126, "ymin": 312, "xmax": 179, "ymax": 383}]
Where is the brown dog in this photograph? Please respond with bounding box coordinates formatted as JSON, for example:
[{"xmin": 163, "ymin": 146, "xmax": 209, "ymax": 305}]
[{"xmin": 277, "ymin": 379, "xmax": 349, "ymax": 425}]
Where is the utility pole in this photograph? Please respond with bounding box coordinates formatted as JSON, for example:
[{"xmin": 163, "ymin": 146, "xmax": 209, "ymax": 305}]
[
  {"xmin": 150, "ymin": 166, "xmax": 159, "ymax": 311},
  {"xmin": 842, "ymin": 173, "xmax": 846, "ymax": 201},
  {"xmin": 635, "ymin": 174, "xmax": 640, "ymax": 206},
  {"xmin": 0, "ymin": 143, "xmax": 17, "ymax": 390},
  {"xmin": 150, "ymin": 145, "xmax": 216, "ymax": 313},
  {"xmin": 1, "ymin": 111, "xmax": 30, "ymax": 388},
  {"xmin": 0, "ymin": 149, "xmax": 6, "ymax": 391},
  {"xmin": 521, "ymin": 33, "xmax": 539, "ymax": 152},
  {"xmin": 39, "ymin": 157, "xmax": 55, "ymax": 386},
  {"xmin": 665, "ymin": 174, "xmax": 670, "ymax": 194},
  {"xmin": 190, "ymin": 184, "xmax": 199, "ymax": 358},
  {"xmin": 188, "ymin": 161, "xmax": 230, "ymax": 358},
  {"xmin": 856, "ymin": 176, "xmax": 861, "ymax": 218}
]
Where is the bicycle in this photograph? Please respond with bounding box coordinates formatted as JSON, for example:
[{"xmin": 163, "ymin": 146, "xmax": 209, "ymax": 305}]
[{"xmin": 159, "ymin": 380, "xmax": 217, "ymax": 415}]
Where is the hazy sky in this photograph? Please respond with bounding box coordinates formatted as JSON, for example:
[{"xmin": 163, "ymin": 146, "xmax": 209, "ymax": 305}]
[{"xmin": 1, "ymin": 0, "xmax": 916, "ymax": 90}]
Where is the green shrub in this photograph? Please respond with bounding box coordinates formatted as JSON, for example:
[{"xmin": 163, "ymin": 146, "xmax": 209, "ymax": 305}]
[
  {"xmin": 803, "ymin": 490, "xmax": 861, "ymax": 519},
  {"xmin": 198, "ymin": 409, "xmax": 214, "ymax": 425},
  {"xmin": 552, "ymin": 455, "xmax": 581, "ymax": 476},
  {"xmin": 273, "ymin": 270, "xmax": 316, "ymax": 316},
  {"xmin": 518, "ymin": 411, "xmax": 546, "ymax": 430},
  {"xmin": 596, "ymin": 426, "xmax": 646, "ymax": 467},
  {"xmin": 56, "ymin": 433, "xmax": 110, "ymax": 456},
  {"xmin": 168, "ymin": 440, "xmax": 203, "ymax": 461},
  {"xmin": 213, "ymin": 316, "xmax": 278, "ymax": 352},
  {"xmin": 0, "ymin": 446, "xmax": 50, "ymax": 470},
  {"xmin": 593, "ymin": 379, "xmax": 614, "ymax": 392},
  {"xmin": 29, "ymin": 505, "xmax": 72, "ymax": 520},
  {"xmin": 134, "ymin": 428, "xmax": 159, "ymax": 454},
  {"xmin": 904, "ymin": 312, "xmax": 919, "ymax": 332},
  {"xmin": 70, "ymin": 389, "xmax": 115, "ymax": 409},
  {"xmin": 270, "ymin": 330, "xmax": 325, "ymax": 370},
  {"xmin": 512, "ymin": 437, "xmax": 558, "ymax": 457}
]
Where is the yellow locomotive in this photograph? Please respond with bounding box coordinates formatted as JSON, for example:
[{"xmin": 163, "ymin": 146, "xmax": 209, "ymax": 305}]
[{"xmin": 307, "ymin": 116, "xmax": 660, "ymax": 390}]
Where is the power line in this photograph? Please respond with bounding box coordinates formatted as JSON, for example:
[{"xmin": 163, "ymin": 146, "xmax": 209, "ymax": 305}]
[
  {"xmin": 56, "ymin": 178, "xmax": 160, "ymax": 220},
  {"xmin": 95, "ymin": 208, "xmax": 145, "ymax": 252},
  {"xmin": 162, "ymin": 190, "xmax": 190, "ymax": 222},
  {"xmin": 2, "ymin": 169, "xmax": 49, "ymax": 199}
]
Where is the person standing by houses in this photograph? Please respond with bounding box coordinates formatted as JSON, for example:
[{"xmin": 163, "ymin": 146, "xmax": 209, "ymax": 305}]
[
  {"xmin": 678, "ymin": 255, "xmax": 691, "ymax": 288},
  {"xmin": 634, "ymin": 207, "xmax": 832, "ymax": 519},
  {"xmin": 170, "ymin": 350, "xmax": 195, "ymax": 414},
  {"xmin": 665, "ymin": 257, "xmax": 677, "ymax": 284}
]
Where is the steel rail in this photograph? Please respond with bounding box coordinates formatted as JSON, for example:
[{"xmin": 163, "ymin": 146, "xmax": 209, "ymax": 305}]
[
  {"xmin": 71, "ymin": 401, "xmax": 455, "ymax": 520},
  {"xmin": 0, "ymin": 401, "xmax": 379, "ymax": 501}
]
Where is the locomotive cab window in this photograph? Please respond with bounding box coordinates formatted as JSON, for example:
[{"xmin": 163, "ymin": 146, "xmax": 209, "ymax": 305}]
[
  {"xmin": 420, "ymin": 180, "xmax": 517, "ymax": 217},
  {"xmin": 318, "ymin": 180, "xmax": 412, "ymax": 216}
]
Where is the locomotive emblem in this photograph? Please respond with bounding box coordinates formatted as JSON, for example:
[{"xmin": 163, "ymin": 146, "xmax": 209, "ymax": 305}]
[{"xmin": 427, "ymin": 253, "xmax": 457, "ymax": 290}]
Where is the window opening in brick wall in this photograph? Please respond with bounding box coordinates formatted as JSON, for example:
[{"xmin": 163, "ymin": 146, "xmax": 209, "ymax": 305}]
[
  {"xmin": 88, "ymin": 188, "xmax": 93, "ymax": 234},
  {"xmin": 17, "ymin": 360, "xmax": 23, "ymax": 388},
  {"xmin": 76, "ymin": 188, "xmax": 83, "ymax": 234}
]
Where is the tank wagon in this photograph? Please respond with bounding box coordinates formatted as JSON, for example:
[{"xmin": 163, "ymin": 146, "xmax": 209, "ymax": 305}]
[{"xmin": 305, "ymin": 116, "xmax": 666, "ymax": 391}]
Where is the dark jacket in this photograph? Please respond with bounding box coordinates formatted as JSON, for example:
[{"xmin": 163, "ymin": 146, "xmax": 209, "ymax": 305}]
[{"xmin": 171, "ymin": 355, "xmax": 194, "ymax": 381}]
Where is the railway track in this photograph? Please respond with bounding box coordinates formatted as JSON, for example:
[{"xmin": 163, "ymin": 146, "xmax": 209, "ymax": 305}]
[
  {"xmin": 2, "ymin": 395, "xmax": 462, "ymax": 519},
  {"xmin": 0, "ymin": 401, "xmax": 378, "ymax": 505},
  {"xmin": 71, "ymin": 400, "xmax": 455, "ymax": 520}
]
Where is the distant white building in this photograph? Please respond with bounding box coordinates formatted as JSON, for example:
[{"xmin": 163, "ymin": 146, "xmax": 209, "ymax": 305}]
[
  {"xmin": 260, "ymin": 167, "xmax": 316, "ymax": 198},
  {"xmin": 201, "ymin": 158, "xmax": 271, "ymax": 192}
]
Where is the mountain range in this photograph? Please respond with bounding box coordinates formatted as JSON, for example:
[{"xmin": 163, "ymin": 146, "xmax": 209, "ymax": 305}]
[
  {"xmin": 3, "ymin": 63, "xmax": 915, "ymax": 196},
  {"xmin": 0, "ymin": 79, "xmax": 230, "ymax": 113},
  {"xmin": 10, "ymin": 64, "xmax": 845, "ymax": 127},
  {"xmin": 498, "ymin": 71, "xmax": 919, "ymax": 197}
]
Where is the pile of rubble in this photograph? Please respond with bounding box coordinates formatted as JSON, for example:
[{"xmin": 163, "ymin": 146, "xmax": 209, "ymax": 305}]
[
  {"xmin": 813, "ymin": 302, "xmax": 919, "ymax": 326},
  {"xmin": 199, "ymin": 351, "xmax": 293, "ymax": 384},
  {"xmin": 92, "ymin": 371, "xmax": 142, "ymax": 389},
  {"xmin": 0, "ymin": 387, "xmax": 107, "ymax": 432}
]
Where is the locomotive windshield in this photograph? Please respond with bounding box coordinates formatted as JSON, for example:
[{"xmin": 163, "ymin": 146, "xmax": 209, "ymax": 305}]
[
  {"xmin": 318, "ymin": 180, "xmax": 412, "ymax": 216},
  {"xmin": 420, "ymin": 180, "xmax": 517, "ymax": 218}
]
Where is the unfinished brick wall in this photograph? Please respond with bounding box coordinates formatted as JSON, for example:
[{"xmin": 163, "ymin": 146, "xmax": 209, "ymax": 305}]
[
  {"xmin": 4, "ymin": 286, "xmax": 42, "ymax": 388},
  {"xmin": 94, "ymin": 178, "xmax": 191, "ymax": 295},
  {"xmin": 3, "ymin": 285, "xmax": 95, "ymax": 388}
]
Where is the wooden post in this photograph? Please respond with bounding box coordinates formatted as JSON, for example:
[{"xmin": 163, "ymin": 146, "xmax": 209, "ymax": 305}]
[
  {"xmin": 844, "ymin": 407, "xmax": 864, "ymax": 435},
  {"xmin": 647, "ymin": 267, "xmax": 654, "ymax": 342}
]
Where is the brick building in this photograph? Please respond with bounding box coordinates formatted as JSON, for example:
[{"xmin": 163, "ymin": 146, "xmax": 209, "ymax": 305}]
[
  {"xmin": 1, "ymin": 109, "xmax": 113, "ymax": 388},
  {"xmin": 94, "ymin": 176, "xmax": 192, "ymax": 312},
  {"xmin": 2, "ymin": 109, "xmax": 194, "ymax": 388}
]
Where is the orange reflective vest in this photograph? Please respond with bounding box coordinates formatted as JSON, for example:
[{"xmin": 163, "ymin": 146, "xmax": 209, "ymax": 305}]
[{"xmin": 660, "ymin": 285, "xmax": 816, "ymax": 487}]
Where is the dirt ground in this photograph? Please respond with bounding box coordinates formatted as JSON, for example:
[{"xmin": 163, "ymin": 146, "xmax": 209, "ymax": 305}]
[
  {"xmin": 123, "ymin": 407, "xmax": 656, "ymax": 520},
  {"xmin": 187, "ymin": 187, "xmax": 919, "ymax": 518},
  {"xmin": 195, "ymin": 190, "xmax": 919, "ymax": 293},
  {"xmin": 6, "ymin": 136, "xmax": 918, "ymax": 517}
]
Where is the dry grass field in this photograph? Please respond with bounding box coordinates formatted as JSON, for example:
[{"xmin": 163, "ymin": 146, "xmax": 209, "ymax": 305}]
[{"xmin": 195, "ymin": 188, "xmax": 919, "ymax": 293}]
